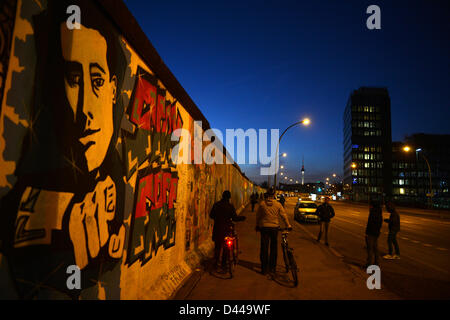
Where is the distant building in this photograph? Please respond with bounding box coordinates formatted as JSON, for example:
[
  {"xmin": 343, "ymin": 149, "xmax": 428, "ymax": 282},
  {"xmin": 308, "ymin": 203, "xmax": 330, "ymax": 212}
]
[
  {"xmin": 343, "ymin": 87, "xmax": 393, "ymax": 202},
  {"xmin": 392, "ymin": 134, "xmax": 450, "ymax": 209}
]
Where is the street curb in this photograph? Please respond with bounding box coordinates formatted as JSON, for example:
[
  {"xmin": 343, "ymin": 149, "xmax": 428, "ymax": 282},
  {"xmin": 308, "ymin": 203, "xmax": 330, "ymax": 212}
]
[{"xmin": 170, "ymin": 270, "xmax": 203, "ymax": 300}]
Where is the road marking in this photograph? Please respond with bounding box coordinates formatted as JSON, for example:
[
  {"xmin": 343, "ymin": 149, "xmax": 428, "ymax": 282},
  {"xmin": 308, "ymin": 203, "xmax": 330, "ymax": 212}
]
[
  {"xmin": 411, "ymin": 240, "xmax": 420, "ymax": 243},
  {"xmin": 437, "ymin": 247, "xmax": 448, "ymax": 251},
  {"xmin": 296, "ymin": 223, "xmax": 344, "ymax": 258},
  {"xmin": 333, "ymin": 216, "xmax": 365, "ymax": 228},
  {"xmin": 423, "ymin": 244, "xmax": 433, "ymax": 247}
]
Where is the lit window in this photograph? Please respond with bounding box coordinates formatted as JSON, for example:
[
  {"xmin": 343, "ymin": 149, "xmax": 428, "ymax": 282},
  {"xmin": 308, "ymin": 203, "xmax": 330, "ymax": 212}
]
[{"xmin": 400, "ymin": 188, "xmax": 405, "ymax": 195}]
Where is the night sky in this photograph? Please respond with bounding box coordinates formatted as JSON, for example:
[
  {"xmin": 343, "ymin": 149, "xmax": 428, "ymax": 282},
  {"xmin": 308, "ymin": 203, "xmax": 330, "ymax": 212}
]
[{"xmin": 124, "ymin": 0, "xmax": 450, "ymax": 184}]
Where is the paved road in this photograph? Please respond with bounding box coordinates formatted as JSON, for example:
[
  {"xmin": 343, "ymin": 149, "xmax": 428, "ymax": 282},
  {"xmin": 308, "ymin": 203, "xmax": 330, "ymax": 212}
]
[{"xmin": 288, "ymin": 198, "xmax": 450, "ymax": 299}]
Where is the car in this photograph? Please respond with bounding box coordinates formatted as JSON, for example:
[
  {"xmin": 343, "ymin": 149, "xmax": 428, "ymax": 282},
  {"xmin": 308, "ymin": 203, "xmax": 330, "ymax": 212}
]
[{"xmin": 294, "ymin": 201, "xmax": 320, "ymax": 223}]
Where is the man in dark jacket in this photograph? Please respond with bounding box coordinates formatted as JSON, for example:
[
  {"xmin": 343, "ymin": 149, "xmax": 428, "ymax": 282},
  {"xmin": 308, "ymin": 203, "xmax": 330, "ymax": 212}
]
[
  {"xmin": 365, "ymin": 200, "xmax": 383, "ymax": 267},
  {"xmin": 316, "ymin": 197, "xmax": 335, "ymax": 246},
  {"xmin": 209, "ymin": 190, "xmax": 245, "ymax": 269},
  {"xmin": 383, "ymin": 201, "xmax": 401, "ymax": 260}
]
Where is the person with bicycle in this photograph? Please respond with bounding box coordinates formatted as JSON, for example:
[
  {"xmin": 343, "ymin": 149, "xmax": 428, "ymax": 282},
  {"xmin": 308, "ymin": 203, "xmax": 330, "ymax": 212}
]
[
  {"xmin": 210, "ymin": 190, "xmax": 245, "ymax": 271},
  {"xmin": 255, "ymin": 187, "xmax": 291, "ymax": 276}
]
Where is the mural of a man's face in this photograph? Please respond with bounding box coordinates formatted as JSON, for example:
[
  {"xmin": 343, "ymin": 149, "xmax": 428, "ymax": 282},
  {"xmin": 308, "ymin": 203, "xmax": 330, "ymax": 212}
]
[{"xmin": 61, "ymin": 24, "xmax": 117, "ymax": 172}]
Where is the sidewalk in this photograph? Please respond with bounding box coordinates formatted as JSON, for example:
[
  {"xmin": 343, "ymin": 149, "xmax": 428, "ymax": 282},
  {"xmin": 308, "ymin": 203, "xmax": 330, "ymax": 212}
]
[{"xmin": 173, "ymin": 202, "xmax": 399, "ymax": 300}]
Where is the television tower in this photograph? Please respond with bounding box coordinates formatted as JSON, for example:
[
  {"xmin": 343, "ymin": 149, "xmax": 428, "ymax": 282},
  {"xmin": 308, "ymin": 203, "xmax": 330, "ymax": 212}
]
[{"xmin": 301, "ymin": 156, "xmax": 305, "ymax": 185}]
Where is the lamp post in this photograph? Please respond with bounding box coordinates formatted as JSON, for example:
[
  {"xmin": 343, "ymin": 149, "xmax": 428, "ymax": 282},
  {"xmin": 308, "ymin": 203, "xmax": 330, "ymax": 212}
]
[
  {"xmin": 268, "ymin": 152, "xmax": 287, "ymax": 188},
  {"xmin": 273, "ymin": 118, "xmax": 310, "ymax": 190},
  {"xmin": 403, "ymin": 146, "xmax": 433, "ymax": 208}
]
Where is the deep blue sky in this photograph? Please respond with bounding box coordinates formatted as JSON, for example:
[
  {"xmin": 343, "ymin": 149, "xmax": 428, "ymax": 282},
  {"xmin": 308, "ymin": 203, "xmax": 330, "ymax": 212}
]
[{"xmin": 124, "ymin": 0, "xmax": 450, "ymax": 184}]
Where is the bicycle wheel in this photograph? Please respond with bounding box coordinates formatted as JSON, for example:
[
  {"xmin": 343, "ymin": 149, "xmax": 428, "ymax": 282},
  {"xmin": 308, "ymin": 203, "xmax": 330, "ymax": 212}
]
[
  {"xmin": 282, "ymin": 245, "xmax": 289, "ymax": 273},
  {"xmin": 234, "ymin": 237, "xmax": 239, "ymax": 265},
  {"xmin": 228, "ymin": 246, "xmax": 234, "ymax": 278},
  {"xmin": 287, "ymin": 250, "xmax": 298, "ymax": 287}
]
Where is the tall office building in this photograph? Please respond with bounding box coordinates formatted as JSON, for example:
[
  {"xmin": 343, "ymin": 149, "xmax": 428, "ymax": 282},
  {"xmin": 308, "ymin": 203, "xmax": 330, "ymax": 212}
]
[{"xmin": 343, "ymin": 87, "xmax": 392, "ymax": 201}]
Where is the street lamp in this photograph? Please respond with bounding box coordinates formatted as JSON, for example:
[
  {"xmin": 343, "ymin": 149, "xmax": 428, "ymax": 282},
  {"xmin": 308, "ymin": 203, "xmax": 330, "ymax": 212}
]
[
  {"xmin": 403, "ymin": 145, "xmax": 433, "ymax": 208},
  {"xmin": 273, "ymin": 118, "xmax": 311, "ymax": 189}
]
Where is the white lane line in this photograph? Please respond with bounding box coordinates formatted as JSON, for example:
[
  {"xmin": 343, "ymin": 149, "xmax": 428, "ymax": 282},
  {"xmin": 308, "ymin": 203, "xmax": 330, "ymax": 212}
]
[
  {"xmin": 296, "ymin": 223, "xmax": 344, "ymax": 258},
  {"xmin": 437, "ymin": 247, "xmax": 448, "ymax": 251},
  {"xmin": 333, "ymin": 216, "xmax": 365, "ymax": 227},
  {"xmin": 423, "ymin": 244, "xmax": 433, "ymax": 247}
]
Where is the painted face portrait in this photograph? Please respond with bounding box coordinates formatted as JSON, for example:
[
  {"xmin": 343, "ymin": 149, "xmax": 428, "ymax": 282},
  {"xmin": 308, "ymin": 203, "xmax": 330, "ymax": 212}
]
[{"xmin": 60, "ymin": 24, "xmax": 117, "ymax": 173}]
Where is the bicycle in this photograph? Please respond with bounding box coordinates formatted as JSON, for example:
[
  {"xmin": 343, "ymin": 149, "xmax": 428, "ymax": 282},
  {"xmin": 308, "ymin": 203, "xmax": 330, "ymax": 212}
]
[
  {"xmin": 280, "ymin": 227, "xmax": 298, "ymax": 287},
  {"xmin": 223, "ymin": 222, "xmax": 239, "ymax": 278}
]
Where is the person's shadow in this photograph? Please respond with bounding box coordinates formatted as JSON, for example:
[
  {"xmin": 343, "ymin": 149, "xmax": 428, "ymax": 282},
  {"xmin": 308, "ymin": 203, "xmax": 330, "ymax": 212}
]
[
  {"xmin": 237, "ymin": 259, "xmax": 297, "ymax": 287},
  {"xmin": 270, "ymin": 265, "xmax": 298, "ymax": 288},
  {"xmin": 237, "ymin": 259, "xmax": 262, "ymax": 274}
]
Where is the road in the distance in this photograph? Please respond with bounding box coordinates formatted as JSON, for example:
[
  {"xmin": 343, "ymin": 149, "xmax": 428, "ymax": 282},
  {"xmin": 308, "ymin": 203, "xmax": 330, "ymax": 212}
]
[{"xmin": 285, "ymin": 198, "xmax": 450, "ymax": 299}]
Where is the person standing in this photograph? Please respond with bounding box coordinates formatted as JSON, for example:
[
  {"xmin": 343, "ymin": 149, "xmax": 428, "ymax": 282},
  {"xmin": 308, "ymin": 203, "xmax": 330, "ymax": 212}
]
[
  {"xmin": 256, "ymin": 188, "xmax": 291, "ymax": 275},
  {"xmin": 365, "ymin": 200, "xmax": 383, "ymax": 267},
  {"xmin": 251, "ymin": 192, "xmax": 259, "ymax": 212},
  {"xmin": 209, "ymin": 191, "xmax": 245, "ymax": 270},
  {"xmin": 316, "ymin": 197, "xmax": 335, "ymax": 246},
  {"xmin": 383, "ymin": 201, "xmax": 401, "ymax": 260}
]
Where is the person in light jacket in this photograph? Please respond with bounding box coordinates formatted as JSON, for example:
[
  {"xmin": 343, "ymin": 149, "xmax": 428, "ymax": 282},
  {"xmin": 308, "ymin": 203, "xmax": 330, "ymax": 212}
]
[{"xmin": 256, "ymin": 188, "xmax": 291, "ymax": 275}]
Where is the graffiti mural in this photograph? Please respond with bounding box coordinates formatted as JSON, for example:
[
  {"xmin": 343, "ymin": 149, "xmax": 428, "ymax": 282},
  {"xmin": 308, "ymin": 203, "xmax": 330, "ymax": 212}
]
[
  {"xmin": 0, "ymin": 0, "xmax": 128, "ymax": 299},
  {"xmin": 0, "ymin": 0, "xmax": 17, "ymax": 109},
  {"xmin": 124, "ymin": 67, "xmax": 182, "ymax": 265},
  {"xmin": 0, "ymin": 0, "xmax": 262, "ymax": 300}
]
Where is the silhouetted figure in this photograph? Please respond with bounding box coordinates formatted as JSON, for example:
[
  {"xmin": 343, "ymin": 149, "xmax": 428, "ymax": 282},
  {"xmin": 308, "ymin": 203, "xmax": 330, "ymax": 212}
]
[
  {"xmin": 256, "ymin": 188, "xmax": 291, "ymax": 275},
  {"xmin": 209, "ymin": 191, "xmax": 245, "ymax": 270},
  {"xmin": 365, "ymin": 200, "xmax": 383, "ymax": 267},
  {"xmin": 278, "ymin": 194, "xmax": 286, "ymax": 207},
  {"xmin": 383, "ymin": 201, "xmax": 400, "ymax": 260},
  {"xmin": 251, "ymin": 192, "xmax": 259, "ymax": 212},
  {"xmin": 316, "ymin": 197, "xmax": 335, "ymax": 246}
]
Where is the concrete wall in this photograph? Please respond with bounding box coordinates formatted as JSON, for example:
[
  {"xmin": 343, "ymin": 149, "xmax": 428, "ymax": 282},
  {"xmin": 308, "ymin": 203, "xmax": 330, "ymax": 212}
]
[{"xmin": 0, "ymin": 0, "xmax": 263, "ymax": 299}]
